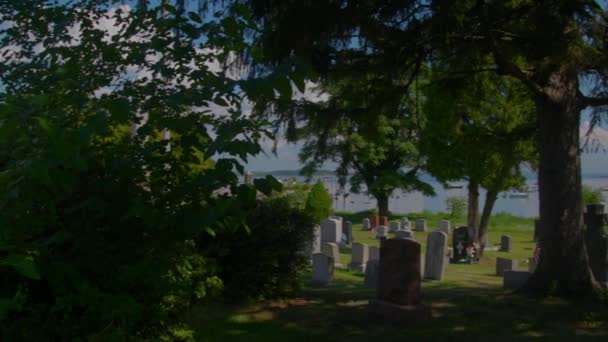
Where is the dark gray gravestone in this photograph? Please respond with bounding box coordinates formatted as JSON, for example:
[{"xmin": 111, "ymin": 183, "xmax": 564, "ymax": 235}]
[
  {"xmin": 369, "ymin": 238, "xmax": 428, "ymax": 322},
  {"xmin": 343, "ymin": 220, "xmax": 354, "ymax": 244},
  {"xmin": 534, "ymin": 219, "xmax": 540, "ymax": 242},
  {"xmin": 496, "ymin": 257, "xmax": 519, "ymax": 276},
  {"xmin": 452, "ymin": 226, "xmax": 470, "ymax": 263},
  {"xmin": 584, "ymin": 204, "xmax": 608, "ymax": 286},
  {"xmin": 364, "ymin": 259, "xmax": 379, "ymax": 288},
  {"xmin": 499, "ymin": 235, "xmax": 512, "ymax": 252}
]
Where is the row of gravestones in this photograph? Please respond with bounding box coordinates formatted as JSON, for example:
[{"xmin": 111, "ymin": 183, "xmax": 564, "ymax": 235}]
[
  {"xmin": 313, "ymin": 238, "xmax": 428, "ymax": 320},
  {"xmin": 362, "ymin": 217, "xmax": 449, "ymax": 234},
  {"xmin": 312, "ymin": 228, "xmax": 451, "ymax": 286},
  {"xmin": 502, "ymin": 204, "xmax": 608, "ymax": 290}
]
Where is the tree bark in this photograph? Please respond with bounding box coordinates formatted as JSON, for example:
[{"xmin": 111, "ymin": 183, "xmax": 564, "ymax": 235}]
[
  {"xmin": 477, "ymin": 188, "xmax": 498, "ymax": 256},
  {"xmin": 467, "ymin": 179, "xmax": 480, "ymax": 243},
  {"xmin": 376, "ymin": 194, "xmax": 390, "ymax": 218},
  {"xmin": 521, "ymin": 67, "xmax": 598, "ymax": 297}
]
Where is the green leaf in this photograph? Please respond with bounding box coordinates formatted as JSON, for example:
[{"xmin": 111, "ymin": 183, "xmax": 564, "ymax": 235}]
[
  {"xmin": 274, "ymin": 77, "xmax": 292, "ymax": 99},
  {"xmin": 188, "ymin": 12, "xmax": 202, "ymax": 23},
  {"xmin": 2, "ymin": 254, "xmax": 40, "ymax": 280}
]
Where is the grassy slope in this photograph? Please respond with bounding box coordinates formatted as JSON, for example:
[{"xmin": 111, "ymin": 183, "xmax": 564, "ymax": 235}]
[{"xmin": 187, "ymin": 212, "xmax": 608, "ymax": 341}]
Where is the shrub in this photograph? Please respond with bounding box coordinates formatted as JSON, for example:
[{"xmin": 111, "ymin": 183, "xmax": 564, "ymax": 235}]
[
  {"xmin": 582, "ymin": 185, "xmax": 605, "ymax": 206},
  {"xmin": 0, "ymin": 2, "xmax": 273, "ymax": 340},
  {"xmin": 200, "ymin": 199, "xmax": 315, "ymax": 302},
  {"xmin": 446, "ymin": 196, "xmax": 467, "ymax": 218},
  {"xmin": 305, "ymin": 180, "xmax": 333, "ymax": 223}
]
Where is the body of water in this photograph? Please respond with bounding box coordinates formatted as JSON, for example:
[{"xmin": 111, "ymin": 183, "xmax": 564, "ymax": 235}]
[{"xmin": 276, "ymin": 174, "xmax": 608, "ymax": 218}]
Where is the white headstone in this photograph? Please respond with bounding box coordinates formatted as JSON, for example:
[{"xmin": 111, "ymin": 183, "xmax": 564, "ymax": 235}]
[
  {"xmin": 389, "ymin": 221, "xmax": 401, "ymax": 233},
  {"xmin": 312, "ymin": 225, "xmax": 321, "ymax": 254},
  {"xmin": 439, "ymin": 220, "xmax": 451, "ymax": 235},
  {"xmin": 322, "ymin": 242, "xmax": 342, "ymax": 268},
  {"xmin": 362, "ymin": 218, "xmax": 371, "ymax": 231},
  {"xmin": 400, "ymin": 217, "xmax": 410, "ymax": 230},
  {"xmin": 369, "ymin": 246, "xmax": 380, "ymax": 261},
  {"xmin": 320, "ymin": 219, "xmax": 342, "ymax": 244},
  {"xmin": 349, "ymin": 243, "xmax": 369, "ymax": 272},
  {"xmin": 395, "ymin": 230, "xmax": 415, "ymax": 240},
  {"xmin": 376, "ymin": 225, "xmax": 389, "ymax": 239},
  {"xmin": 312, "ymin": 253, "xmax": 334, "ymax": 286},
  {"xmin": 415, "ymin": 219, "xmax": 427, "ymax": 232},
  {"xmin": 424, "ymin": 231, "xmax": 448, "ymax": 280}
]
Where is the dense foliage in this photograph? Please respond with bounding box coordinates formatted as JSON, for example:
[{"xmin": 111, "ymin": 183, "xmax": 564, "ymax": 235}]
[
  {"xmin": 445, "ymin": 196, "xmax": 467, "ymax": 219},
  {"xmin": 304, "ymin": 180, "xmax": 332, "ymax": 223},
  {"xmin": 0, "ymin": 1, "xmax": 287, "ymax": 339},
  {"xmin": 200, "ymin": 198, "xmax": 315, "ymax": 302},
  {"xmin": 583, "ymin": 185, "xmax": 605, "ymax": 206}
]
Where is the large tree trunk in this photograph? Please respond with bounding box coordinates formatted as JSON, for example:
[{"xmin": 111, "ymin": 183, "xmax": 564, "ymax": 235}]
[
  {"xmin": 467, "ymin": 179, "xmax": 480, "ymax": 243},
  {"xmin": 521, "ymin": 68, "xmax": 598, "ymax": 297},
  {"xmin": 377, "ymin": 193, "xmax": 390, "ymax": 218},
  {"xmin": 477, "ymin": 188, "xmax": 498, "ymax": 256}
]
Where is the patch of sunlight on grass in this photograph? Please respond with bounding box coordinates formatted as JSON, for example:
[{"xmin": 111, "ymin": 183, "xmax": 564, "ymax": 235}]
[{"xmin": 228, "ymin": 314, "xmax": 253, "ymax": 323}]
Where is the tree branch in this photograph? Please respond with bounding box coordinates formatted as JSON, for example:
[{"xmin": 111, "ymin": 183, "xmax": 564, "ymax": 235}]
[{"xmin": 581, "ymin": 94, "xmax": 608, "ymax": 108}]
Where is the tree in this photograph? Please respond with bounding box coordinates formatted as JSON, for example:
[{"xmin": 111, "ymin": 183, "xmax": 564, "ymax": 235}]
[
  {"xmin": 421, "ymin": 65, "xmax": 537, "ymax": 251},
  {"xmin": 0, "ymin": 1, "xmax": 281, "ymax": 338},
  {"xmin": 289, "ymin": 77, "xmax": 433, "ymax": 217},
  {"xmin": 304, "ymin": 180, "xmax": 333, "ymax": 223},
  {"xmin": 242, "ymin": 0, "xmax": 608, "ymax": 297}
]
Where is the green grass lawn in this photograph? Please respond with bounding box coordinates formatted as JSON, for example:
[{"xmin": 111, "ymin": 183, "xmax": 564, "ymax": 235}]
[{"xmin": 185, "ymin": 212, "xmax": 608, "ymax": 341}]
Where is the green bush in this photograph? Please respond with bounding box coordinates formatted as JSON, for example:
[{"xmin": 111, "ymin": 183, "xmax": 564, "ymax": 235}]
[
  {"xmin": 200, "ymin": 199, "xmax": 315, "ymax": 302},
  {"xmin": 305, "ymin": 180, "xmax": 333, "ymax": 223},
  {"xmin": 446, "ymin": 196, "xmax": 467, "ymax": 218},
  {"xmin": 0, "ymin": 2, "xmax": 275, "ymax": 340},
  {"xmin": 582, "ymin": 185, "xmax": 605, "ymax": 206}
]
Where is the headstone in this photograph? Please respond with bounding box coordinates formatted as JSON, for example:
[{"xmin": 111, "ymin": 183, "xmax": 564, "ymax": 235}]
[
  {"xmin": 496, "ymin": 257, "xmax": 519, "ymax": 276},
  {"xmin": 533, "ymin": 219, "xmax": 540, "ymax": 242},
  {"xmin": 311, "ymin": 253, "xmax": 334, "ymax": 286},
  {"xmin": 438, "ymin": 220, "xmax": 451, "ymax": 235},
  {"xmin": 343, "ymin": 221, "xmax": 354, "ymax": 244},
  {"xmin": 322, "ymin": 242, "xmax": 342, "ymax": 268},
  {"xmin": 311, "ymin": 224, "xmax": 321, "ymax": 254},
  {"xmin": 376, "ymin": 226, "xmax": 389, "ymax": 240},
  {"xmin": 369, "ymin": 246, "xmax": 380, "ymax": 261},
  {"xmin": 349, "ymin": 243, "xmax": 369, "ymax": 272},
  {"xmin": 369, "ymin": 238, "xmax": 428, "ymax": 321},
  {"xmin": 379, "ymin": 216, "xmax": 389, "ymax": 227},
  {"xmin": 401, "ymin": 217, "xmax": 410, "ymax": 230},
  {"xmin": 503, "ymin": 271, "xmax": 531, "ymax": 290},
  {"xmin": 584, "ymin": 204, "xmax": 608, "ymax": 286},
  {"xmin": 415, "ymin": 219, "xmax": 427, "ymax": 232},
  {"xmin": 389, "ymin": 221, "xmax": 401, "ymax": 233},
  {"xmin": 364, "ymin": 259, "xmax": 380, "ymax": 288},
  {"xmin": 424, "ymin": 231, "xmax": 448, "ymax": 281},
  {"xmin": 452, "ymin": 226, "xmax": 470, "ymax": 263},
  {"xmin": 446, "ymin": 247, "xmax": 454, "ymax": 259},
  {"xmin": 370, "ymin": 216, "xmax": 380, "ymax": 230},
  {"xmin": 320, "ymin": 219, "xmax": 342, "ymax": 244},
  {"xmin": 362, "ymin": 218, "xmax": 371, "ymax": 231},
  {"xmin": 395, "ymin": 230, "xmax": 414, "ymax": 240},
  {"xmin": 500, "ymin": 235, "xmax": 512, "ymax": 252}
]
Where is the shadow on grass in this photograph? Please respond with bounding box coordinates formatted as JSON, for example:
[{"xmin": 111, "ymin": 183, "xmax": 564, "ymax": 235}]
[{"xmin": 188, "ymin": 270, "xmax": 608, "ymax": 341}]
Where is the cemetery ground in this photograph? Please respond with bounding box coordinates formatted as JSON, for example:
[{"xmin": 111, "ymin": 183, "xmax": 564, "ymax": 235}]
[{"xmin": 185, "ymin": 212, "xmax": 608, "ymax": 341}]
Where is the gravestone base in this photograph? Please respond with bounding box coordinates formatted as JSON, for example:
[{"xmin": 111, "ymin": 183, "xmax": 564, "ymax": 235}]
[
  {"xmin": 348, "ymin": 262, "xmax": 366, "ymax": 273},
  {"xmin": 368, "ymin": 300, "xmax": 430, "ymax": 323},
  {"xmin": 503, "ymin": 271, "xmax": 531, "ymax": 290}
]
